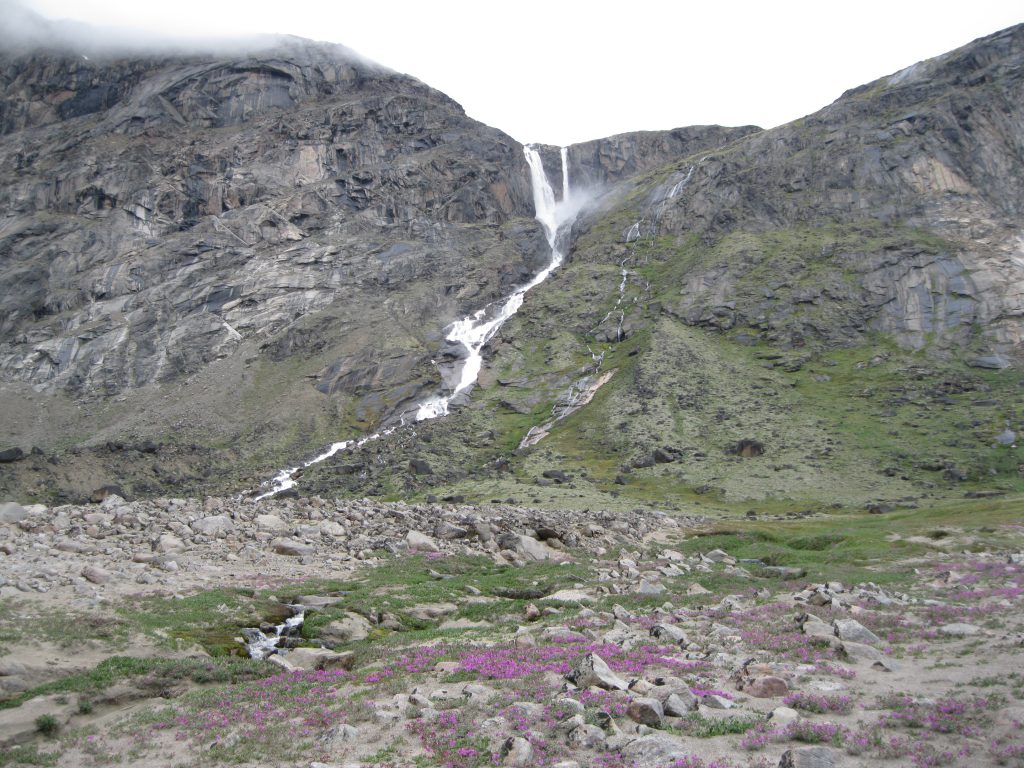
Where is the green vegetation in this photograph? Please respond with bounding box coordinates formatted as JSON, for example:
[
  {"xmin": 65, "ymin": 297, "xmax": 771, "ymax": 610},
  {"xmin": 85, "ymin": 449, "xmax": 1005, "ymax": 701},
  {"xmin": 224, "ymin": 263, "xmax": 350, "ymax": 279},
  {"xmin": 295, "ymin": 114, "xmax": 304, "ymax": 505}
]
[
  {"xmin": 0, "ymin": 656, "xmax": 271, "ymax": 712},
  {"xmin": 33, "ymin": 714, "xmax": 58, "ymax": 737}
]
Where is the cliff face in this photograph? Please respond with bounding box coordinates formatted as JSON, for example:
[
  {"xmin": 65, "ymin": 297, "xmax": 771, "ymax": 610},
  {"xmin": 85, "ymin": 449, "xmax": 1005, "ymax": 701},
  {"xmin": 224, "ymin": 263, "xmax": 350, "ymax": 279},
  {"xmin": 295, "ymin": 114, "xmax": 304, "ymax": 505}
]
[
  {"xmin": 572, "ymin": 24, "xmax": 1024, "ymax": 357},
  {"xmin": 0, "ymin": 39, "xmax": 541, "ymax": 400}
]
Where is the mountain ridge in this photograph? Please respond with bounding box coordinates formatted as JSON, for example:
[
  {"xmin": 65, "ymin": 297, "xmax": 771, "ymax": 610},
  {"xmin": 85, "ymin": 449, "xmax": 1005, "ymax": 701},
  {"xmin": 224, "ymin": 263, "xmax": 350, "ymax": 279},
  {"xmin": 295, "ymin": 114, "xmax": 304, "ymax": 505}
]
[{"xmin": 0, "ymin": 22, "xmax": 1021, "ymax": 508}]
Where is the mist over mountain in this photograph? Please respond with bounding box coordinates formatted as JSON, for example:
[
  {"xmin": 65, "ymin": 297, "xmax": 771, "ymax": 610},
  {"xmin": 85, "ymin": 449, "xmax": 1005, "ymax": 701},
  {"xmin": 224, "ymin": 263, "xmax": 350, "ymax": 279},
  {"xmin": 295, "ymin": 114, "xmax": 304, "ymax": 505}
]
[{"xmin": 0, "ymin": 16, "xmax": 1021, "ymax": 512}]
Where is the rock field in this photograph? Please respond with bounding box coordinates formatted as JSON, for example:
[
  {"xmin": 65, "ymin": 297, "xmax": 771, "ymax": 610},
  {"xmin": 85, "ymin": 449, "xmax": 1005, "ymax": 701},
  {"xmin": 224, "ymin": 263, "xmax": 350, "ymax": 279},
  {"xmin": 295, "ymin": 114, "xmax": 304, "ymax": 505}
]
[{"xmin": 1, "ymin": 495, "xmax": 1022, "ymax": 767}]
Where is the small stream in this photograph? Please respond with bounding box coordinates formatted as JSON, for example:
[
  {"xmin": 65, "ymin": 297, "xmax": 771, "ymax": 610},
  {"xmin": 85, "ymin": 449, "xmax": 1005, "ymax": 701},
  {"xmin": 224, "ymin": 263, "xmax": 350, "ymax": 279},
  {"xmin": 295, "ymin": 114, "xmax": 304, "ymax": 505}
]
[{"xmin": 241, "ymin": 603, "xmax": 306, "ymax": 660}]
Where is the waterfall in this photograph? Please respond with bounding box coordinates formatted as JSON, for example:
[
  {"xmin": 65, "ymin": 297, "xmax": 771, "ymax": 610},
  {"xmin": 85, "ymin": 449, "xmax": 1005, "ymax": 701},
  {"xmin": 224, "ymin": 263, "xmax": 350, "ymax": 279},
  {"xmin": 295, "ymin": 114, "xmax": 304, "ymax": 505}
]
[
  {"xmin": 560, "ymin": 146, "xmax": 571, "ymax": 204},
  {"xmin": 254, "ymin": 146, "xmax": 575, "ymax": 500},
  {"xmin": 414, "ymin": 146, "xmax": 566, "ymax": 420}
]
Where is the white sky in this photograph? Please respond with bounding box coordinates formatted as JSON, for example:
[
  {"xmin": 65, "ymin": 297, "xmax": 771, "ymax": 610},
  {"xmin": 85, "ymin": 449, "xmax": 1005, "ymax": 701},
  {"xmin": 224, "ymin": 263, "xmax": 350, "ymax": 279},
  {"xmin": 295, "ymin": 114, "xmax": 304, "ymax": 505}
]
[{"xmin": 20, "ymin": 0, "xmax": 1024, "ymax": 146}]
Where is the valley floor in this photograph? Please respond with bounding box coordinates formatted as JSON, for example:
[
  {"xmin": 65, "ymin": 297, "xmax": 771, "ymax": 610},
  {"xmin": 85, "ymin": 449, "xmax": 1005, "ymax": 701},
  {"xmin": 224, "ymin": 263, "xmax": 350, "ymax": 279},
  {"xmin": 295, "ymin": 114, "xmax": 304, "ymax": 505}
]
[{"xmin": 0, "ymin": 494, "xmax": 1022, "ymax": 768}]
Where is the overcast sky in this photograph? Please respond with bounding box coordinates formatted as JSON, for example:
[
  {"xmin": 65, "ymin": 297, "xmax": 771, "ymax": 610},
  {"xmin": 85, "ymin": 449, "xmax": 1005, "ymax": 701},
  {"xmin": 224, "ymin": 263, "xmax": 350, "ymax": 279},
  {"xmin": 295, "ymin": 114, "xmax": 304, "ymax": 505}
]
[{"xmin": 16, "ymin": 0, "xmax": 1024, "ymax": 146}]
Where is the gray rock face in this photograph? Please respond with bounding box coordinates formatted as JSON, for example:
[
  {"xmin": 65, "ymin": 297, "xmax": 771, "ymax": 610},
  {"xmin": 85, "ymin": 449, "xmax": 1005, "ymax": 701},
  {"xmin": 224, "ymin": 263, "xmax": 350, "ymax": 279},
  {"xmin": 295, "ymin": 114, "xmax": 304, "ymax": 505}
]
[
  {"xmin": 0, "ymin": 35, "xmax": 546, "ymax": 497},
  {"xmin": 779, "ymin": 746, "xmax": 838, "ymax": 768},
  {"xmin": 566, "ymin": 652, "xmax": 629, "ymax": 691},
  {"xmin": 833, "ymin": 618, "xmax": 882, "ymax": 647},
  {"xmin": 581, "ymin": 25, "xmax": 1024, "ymax": 359}
]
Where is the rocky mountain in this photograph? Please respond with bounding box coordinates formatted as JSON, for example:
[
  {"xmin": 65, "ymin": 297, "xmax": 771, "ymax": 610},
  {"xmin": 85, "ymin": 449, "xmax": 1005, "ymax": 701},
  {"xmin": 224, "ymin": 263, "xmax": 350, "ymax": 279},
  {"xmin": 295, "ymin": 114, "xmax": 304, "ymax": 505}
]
[{"xmin": 0, "ymin": 21, "xmax": 1021, "ymax": 509}]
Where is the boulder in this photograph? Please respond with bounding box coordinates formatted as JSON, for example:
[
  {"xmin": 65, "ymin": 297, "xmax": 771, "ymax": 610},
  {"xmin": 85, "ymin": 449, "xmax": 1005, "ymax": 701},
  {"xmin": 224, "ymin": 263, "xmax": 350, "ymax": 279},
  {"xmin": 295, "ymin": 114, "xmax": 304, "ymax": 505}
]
[
  {"xmin": 0, "ymin": 448, "xmax": 24, "ymax": 463},
  {"xmin": 497, "ymin": 533, "xmax": 553, "ymax": 561},
  {"xmin": 567, "ymin": 724, "xmax": 606, "ymax": 749},
  {"xmin": 833, "ymin": 618, "xmax": 881, "ymax": 646},
  {"xmin": 938, "ymin": 622, "xmax": 981, "ymax": 637},
  {"xmin": 319, "ymin": 613, "xmax": 371, "ymax": 645},
  {"xmin": 627, "ymin": 697, "xmax": 664, "ymax": 727},
  {"xmin": 406, "ymin": 602, "xmax": 458, "ymax": 622},
  {"xmin": 81, "ymin": 565, "xmax": 111, "ymax": 584},
  {"xmin": 256, "ymin": 514, "xmax": 290, "ymax": 533},
  {"xmin": 779, "ymin": 746, "xmax": 838, "ymax": 768},
  {"xmin": 745, "ymin": 676, "xmax": 789, "ymax": 698},
  {"xmin": 406, "ymin": 530, "xmax": 439, "ymax": 552},
  {"xmin": 286, "ymin": 647, "xmax": 355, "ymax": 671},
  {"xmin": 191, "ymin": 515, "xmax": 233, "ymax": 536},
  {"xmin": 566, "ymin": 652, "xmax": 628, "ymax": 691},
  {"xmin": 271, "ymin": 538, "xmax": 314, "ymax": 557},
  {"xmin": 500, "ymin": 736, "xmax": 534, "ymax": 767},
  {"xmin": 0, "ymin": 503, "xmax": 28, "ymax": 525}
]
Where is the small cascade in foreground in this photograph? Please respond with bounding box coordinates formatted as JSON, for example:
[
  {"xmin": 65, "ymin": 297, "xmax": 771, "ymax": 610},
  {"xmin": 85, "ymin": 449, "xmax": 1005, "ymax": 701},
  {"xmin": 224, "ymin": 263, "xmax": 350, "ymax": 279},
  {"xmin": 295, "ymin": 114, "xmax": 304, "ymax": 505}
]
[{"xmin": 254, "ymin": 146, "xmax": 577, "ymax": 500}]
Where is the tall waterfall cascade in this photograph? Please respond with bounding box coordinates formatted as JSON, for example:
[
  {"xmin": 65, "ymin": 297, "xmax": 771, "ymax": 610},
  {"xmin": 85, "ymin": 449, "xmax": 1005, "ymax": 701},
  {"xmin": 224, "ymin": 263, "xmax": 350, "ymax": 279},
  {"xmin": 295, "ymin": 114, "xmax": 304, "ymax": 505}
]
[{"xmin": 254, "ymin": 146, "xmax": 578, "ymax": 500}]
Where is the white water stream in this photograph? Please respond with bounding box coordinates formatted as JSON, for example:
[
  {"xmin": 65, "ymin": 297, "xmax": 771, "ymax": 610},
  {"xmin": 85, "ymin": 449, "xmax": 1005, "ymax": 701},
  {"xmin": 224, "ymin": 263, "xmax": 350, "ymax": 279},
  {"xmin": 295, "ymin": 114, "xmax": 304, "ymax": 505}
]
[
  {"xmin": 254, "ymin": 146, "xmax": 577, "ymax": 500},
  {"xmin": 243, "ymin": 605, "xmax": 305, "ymax": 659}
]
